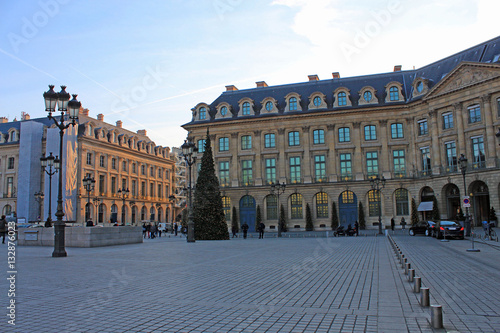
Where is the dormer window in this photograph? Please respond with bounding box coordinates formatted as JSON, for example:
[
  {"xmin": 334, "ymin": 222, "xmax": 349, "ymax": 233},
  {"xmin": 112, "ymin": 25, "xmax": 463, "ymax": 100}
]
[
  {"xmin": 215, "ymin": 103, "xmax": 231, "ymax": 119},
  {"xmin": 242, "ymin": 102, "xmax": 250, "ymax": 115},
  {"xmin": 237, "ymin": 98, "xmax": 255, "ymax": 116},
  {"xmin": 358, "ymin": 86, "xmax": 378, "ymax": 106},
  {"xmin": 338, "ymin": 92, "xmax": 347, "ymax": 106},
  {"xmin": 411, "ymin": 78, "xmax": 429, "ymax": 98},
  {"xmin": 284, "ymin": 93, "xmax": 302, "ymax": 112},
  {"xmin": 265, "ymin": 101, "xmax": 273, "ymax": 111},
  {"xmin": 333, "ymin": 88, "xmax": 352, "ymax": 107},
  {"xmin": 221, "ymin": 106, "xmax": 227, "ymax": 116},
  {"xmin": 260, "ymin": 97, "xmax": 278, "ymax": 113},
  {"xmin": 289, "ymin": 97, "xmax": 297, "ymax": 111},
  {"xmin": 385, "ymin": 82, "xmax": 404, "ymax": 103},
  {"xmin": 199, "ymin": 107, "xmax": 207, "ymax": 120},
  {"xmin": 308, "ymin": 92, "xmax": 327, "ymax": 110},
  {"xmin": 364, "ymin": 91, "xmax": 372, "ymax": 102},
  {"xmin": 389, "ymin": 87, "xmax": 399, "ymax": 101},
  {"xmin": 313, "ymin": 96, "xmax": 321, "ymax": 106}
]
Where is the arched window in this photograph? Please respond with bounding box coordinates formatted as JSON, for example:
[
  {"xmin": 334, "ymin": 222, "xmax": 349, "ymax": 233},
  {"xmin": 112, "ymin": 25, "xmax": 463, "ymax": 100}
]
[
  {"xmin": 395, "ymin": 189, "xmax": 409, "ymax": 216},
  {"xmin": 242, "ymin": 102, "xmax": 250, "ymax": 115},
  {"xmin": 266, "ymin": 195, "xmax": 277, "ymax": 220},
  {"xmin": 313, "ymin": 96, "xmax": 321, "ymax": 107},
  {"xmin": 150, "ymin": 206, "xmax": 155, "ymax": 221},
  {"xmin": 98, "ymin": 204, "xmax": 106, "ymax": 223},
  {"xmin": 338, "ymin": 92, "xmax": 347, "ymax": 106},
  {"xmin": 199, "ymin": 107, "xmax": 206, "ymax": 120},
  {"xmin": 316, "ymin": 192, "xmax": 328, "ymax": 218},
  {"xmin": 389, "ymin": 86, "xmax": 399, "ymax": 101},
  {"xmin": 131, "ymin": 206, "xmax": 137, "ymax": 224},
  {"xmin": 291, "ymin": 193, "xmax": 303, "ymax": 219},
  {"xmin": 220, "ymin": 106, "xmax": 227, "ymax": 116},
  {"xmin": 289, "ymin": 97, "xmax": 297, "ymax": 111},
  {"xmin": 368, "ymin": 190, "xmax": 381, "ymax": 217},
  {"xmin": 141, "ymin": 206, "xmax": 147, "ymax": 221},
  {"xmin": 222, "ymin": 196, "xmax": 231, "ymax": 221},
  {"xmin": 3, "ymin": 205, "xmax": 12, "ymax": 216},
  {"xmin": 158, "ymin": 208, "xmax": 162, "ymax": 223}
]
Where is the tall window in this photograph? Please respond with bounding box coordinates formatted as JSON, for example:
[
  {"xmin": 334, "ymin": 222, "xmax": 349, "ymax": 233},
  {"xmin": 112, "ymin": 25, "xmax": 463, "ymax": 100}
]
[
  {"xmin": 421, "ymin": 147, "xmax": 431, "ymax": 174},
  {"xmin": 98, "ymin": 204, "xmax": 105, "ymax": 223},
  {"xmin": 442, "ymin": 112, "xmax": 454, "ymax": 129},
  {"xmin": 289, "ymin": 157, "xmax": 301, "ymax": 183},
  {"xmin": 141, "ymin": 165, "xmax": 146, "ymax": 175},
  {"xmin": 289, "ymin": 97, "xmax": 297, "ymax": 111},
  {"xmin": 199, "ymin": 107, "xmax": 206, "ymax": 120},
  {"xmin": 131, "ymin": 179, "xmax": 136, "ymax": 196},
  {"xmin": 242, "ymin": 160, "xmax": 253, "ymax": 185},
  {"xmin": 266, "ymin": 195, "xmax": 277, "ymax": 220},
  {"xmin": 99, "ymin": 175, "xmax": 105, "ymax": 194},
  {"xmin": 219, "ymin": 137, "xmax": 229, "ymax": 152},
  {"xmin": 111, "ymin": 177, "xmax": 116, "ymax": 194},
  {"xmin": 445, "ymin": 142, "xmax": 457, "ymax": 172},
  {"xmin": 222, "ymin": 197, "xmax": 231, "ymax": 221},
  {"xmin": 314, "ymin": 155, "xmax": 326, "ymax": 182},
  {"xmin": 368, "ymin": 189, "xmax": 381, "ymax": 217},
  {"xmin": 313, "ymin": 129, "xmax": 325, "ymax": 144},
  {"xmin": 364, "ymin": 125, "xmax": 377, "ymax": 141},
  {"xmin": 264, "ymin": 133, "xmax": 275, "ymax": 148},
  {"xmin": 242, "ymin": 102, "xmax": 250, "ymax": 115},
  {"xmin": 418, "ymin": 120, "xmax": 428, "ymax": 135},
  {"xmin": 393, "ymin": 150, "xmax": 405, "ymax": 177},
  {"xmin": 86, "ymin": 152, "xmax": 92, "ymax": 165},
  {"xmin": 150, "ymin": 167, "xmax": 155, "ymax": 177},
  {"xmin": 340, "ymin": 153, "xmax": 352, "ymax": 180},
  {"xmin": 150, "ymin": 183, "xmax": 154, "ymax": 198},
  {"xmin": 389, "ymin": 86, "xmax": 399, "ymax": 101},
  {"xmin": 288, "ymin": 131, "xmax": 300, "ymax": 146},
  {"xmin": 6, "ymin": 177, "xmax": 13, "ymax": 198},
  {"xmin": 158, "ymin": 184, "xmax": 162, "ymax": 199},
  {"xmin": 471, "ymin": 136, "xmax": 485, "ymax": 169},
  {"xmin": 338, "ymin": 127, "xmax": 350, "ymax": 142},
  {"xmin": 391, "ymin": 123, "xmax": 403, "ymax": 139},
  {"xmin": 366, "ymin": 152, "xmax": 378, "ymax": 178},
  {"xmin": 395, "ymin": 189, "xmax": 409, "ymax": 215},
  {"xmin": 241, "ymin": 135, "xmax": 252, "ymax": 150},
  {"xmin": 219, "ymin": 161, "xmax": 230, "ymax": 186},
  {"xmin": 265, "ymin": 158, "xmax": 276, "ymax": 184},
  {"xmin": 122, "ymin": 161, "xmax": 127, "ymax": 172},
  {"xmin": 316, "ymin": 192, "xmax": 328, "ymax": 218},
  {"xmin": 111, "ymin": 158, "xmax": 117, "ymax": 170},
  {"xmin": 337, "ymin": 92, "xmax": 347, "ymax": 106},
  {"xmin": 197, "ymin": 139, "xmax": 206, "ymax": 153},
  {"xmin": 468, "ymin": 105, "xmax": 481, "ymax": 123},
  {"xmin": 291, "ymin": 193, "xmax": 303, "ymax": 219},
  {"xmin": 7, "ymin": 157, "xmax": 14, "ymax": 169},
  {"xmin": 100, "ymin": 155, "xmax": 105, "ymax": 168}
]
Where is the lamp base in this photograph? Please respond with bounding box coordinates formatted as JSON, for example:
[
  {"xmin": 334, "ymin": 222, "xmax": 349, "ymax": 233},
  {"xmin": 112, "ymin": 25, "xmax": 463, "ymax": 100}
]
[{"xmin": 466, "ymin": 249, "xmax": 480, "ymax": 252}]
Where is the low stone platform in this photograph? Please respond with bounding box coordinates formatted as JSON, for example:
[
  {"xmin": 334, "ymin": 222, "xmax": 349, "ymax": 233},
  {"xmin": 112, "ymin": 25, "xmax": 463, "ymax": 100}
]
[{"xmin": 17, "ymin": 226, "xmax": 143, "ymax": 247}]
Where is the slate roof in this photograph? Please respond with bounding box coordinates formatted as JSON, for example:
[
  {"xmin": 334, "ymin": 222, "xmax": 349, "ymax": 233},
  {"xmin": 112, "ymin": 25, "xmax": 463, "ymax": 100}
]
[{"xmin": 185, "ymin": 35, "xmax": 500, "ymax": 125}]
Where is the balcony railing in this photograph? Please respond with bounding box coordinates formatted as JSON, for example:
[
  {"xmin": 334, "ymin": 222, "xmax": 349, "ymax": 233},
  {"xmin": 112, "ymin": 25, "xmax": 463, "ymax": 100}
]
[
  {"xmin": 314, "ymin": 176, "xmax": 328, "ymax": 183},
  {"xmin": 338, "ymin": 174, "xmax": 353, "ymax": 182}
]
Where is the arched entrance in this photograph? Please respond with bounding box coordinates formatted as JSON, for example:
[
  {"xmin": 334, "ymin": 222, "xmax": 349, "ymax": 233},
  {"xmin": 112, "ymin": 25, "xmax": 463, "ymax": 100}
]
[
  {"xmin": 470, "ymin": 181, "xmax": 490, "ymax": 227},
  {"xmin": 443, "ymin": 184, "xmax": 460, "ymax": 220},
  {"xmin": 239, "ymin": 195, "xmax": 256, "ymax": 232},
  {"xmin": 110, "ymin": 204, "xmax": 118, "ymax": 224},
  {"xmin": 339, "ymin": 191, "xmax": 357, "ymax": 227}
]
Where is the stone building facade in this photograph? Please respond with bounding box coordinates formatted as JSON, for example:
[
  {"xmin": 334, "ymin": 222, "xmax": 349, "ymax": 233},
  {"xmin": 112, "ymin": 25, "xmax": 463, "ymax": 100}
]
[{"xmin": 182, "ymin": 37, "xmax": 500, "ymax": 232}]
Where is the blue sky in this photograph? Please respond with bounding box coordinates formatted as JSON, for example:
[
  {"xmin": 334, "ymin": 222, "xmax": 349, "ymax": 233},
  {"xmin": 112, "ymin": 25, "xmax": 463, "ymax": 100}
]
[{"xmin": 0, "ymin": 0, "xmax": 498, "ymax": 148}]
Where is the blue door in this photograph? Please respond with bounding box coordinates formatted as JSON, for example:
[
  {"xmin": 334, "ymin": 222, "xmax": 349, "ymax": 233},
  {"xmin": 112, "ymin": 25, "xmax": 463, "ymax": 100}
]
[
  {"xmin": 239, "ymin": 195, "xmax": 256, "ymax": 232},
  {"xmin": 339, "ymin": 191, "xmax": 358, "ymax": 227}
]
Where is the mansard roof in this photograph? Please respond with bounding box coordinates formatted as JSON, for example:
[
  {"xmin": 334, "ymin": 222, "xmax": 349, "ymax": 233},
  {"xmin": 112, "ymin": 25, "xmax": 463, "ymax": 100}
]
[{"xmin": 184, "ymin": 35, "xmax": 500, "ymax": 126}]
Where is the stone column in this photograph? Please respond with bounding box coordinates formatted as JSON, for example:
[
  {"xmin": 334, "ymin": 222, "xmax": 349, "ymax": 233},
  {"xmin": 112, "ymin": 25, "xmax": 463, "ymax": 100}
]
[
  {"xmin": 454, "ymin": 102, "xmax": 466, "ymax": 156},
  {"xmin": 429, "ymin": 109, "xmax": 441, "ymax": 175},
  {"xmin": 481, "ymin": 94, "xmax": 496, "ymax": 167},
  {"xmin": 254, "ymin": 130, "xmax": 262, "ymax": 186},
  {"xmin": 352, "ymin": 122, "xmax": 363, "ymax": 180},
  {"xmin": 230, "ymin": 133, "xmax": 239, "ymax": 187},
  {"xmin": 278, "ymin": 128, "xmax": 287, "ymax": 183},
  {"xmin": 302, "ymin": 126, "xmax": 312, "ymax": 183},
  {"xmin": 379, "ymin": 120, "xmax": 389, "ymax": 178}
]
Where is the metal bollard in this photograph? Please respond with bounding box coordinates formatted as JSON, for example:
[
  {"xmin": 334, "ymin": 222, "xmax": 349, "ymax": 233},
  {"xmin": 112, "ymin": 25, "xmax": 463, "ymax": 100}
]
[
  {"xmin": 431, "ymin": 305, "xmax": 443, "ymax": 329},
  {"xmin": 414, "ymin": 277, "xmax": 421, "ymax": 293},
  {"xmin": 405, "ymin": 262, "xmax": 411, "ymax": 275},
  {"xmin": 401, "ymin": 257, "xmax": 407, "ymax": 269},
  {"xmin": 408, "ymin": 269, "xmax": 415, "ymax": 282},
  {"xmin": 420, "ymin": 288, "xmax": 430, "ymax": 307}
]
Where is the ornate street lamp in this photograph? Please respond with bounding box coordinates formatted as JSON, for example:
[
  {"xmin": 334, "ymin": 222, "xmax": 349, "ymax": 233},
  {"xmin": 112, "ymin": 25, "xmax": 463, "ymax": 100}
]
[
  {"xmin": 34, "ymin": 191, "xmax": 45, "ymax": 223},
  {"xmin": 458, "ymin": 154, "xmax": 479, "ymax": 252},
  {"xmin": 117, "ymin": 187, "xmax": 130, "ymax": 225},
  {"xmin": 82, "ymin": 175, "xmax": 95, "ymax": 225},
  {"xmin": 40, "ymin": 152, "xmax": 58, "ymax": 227},
  {"xmin": 370, "ymin": 175, "xmax": 386, "ymax": 235},
  {"xmin": 270, "ymin": 182, "xmax": 286, "ymax": 237},
  {"xmin": 44, "ymin": 85, "xmax": 80, "ymax": 257},
  {"xmin": 181, "ymin": 139, "xmax": 197, "ymax": 243}
]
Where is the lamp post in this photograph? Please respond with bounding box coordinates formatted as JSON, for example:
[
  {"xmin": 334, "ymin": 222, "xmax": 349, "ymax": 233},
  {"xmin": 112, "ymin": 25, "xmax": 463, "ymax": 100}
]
[
  {"xmin": 117, "ymin": 187, "xmax": 130, "ymax": 225},
  {"xmin": 169, "ymin": 194, "xmax": 176, "ymax": 233},
  {"xmin": 92, "ymin": 197, "xmax": 101, "ymax": 224},
  {"xmin": 40, "ymin": 152, "xmax": 58, "ymax": 227},
  {"xmin": 34, "ymin": 191, "xmax": 44, "ymax": 223},
  {"xmin": 459, "ymin": 154, "xmax": 480, "ymax": 252},
  {"xmin": 181, "ymin": 139, "xmax": 197, "ymax": 243},
  {"xmin": 82, "ymin": 175, "xmax": 95, "ymax": 225},
  {"xmin": 44, "ymin": 85, "xmax": 80, "ymax": 257},
  {"xmin": 270, "ymin": 182, "xmax": 286, "ymax": 237},
  {"xmin": 370, "ymin": 175, "xmax": 386, "ymax": 235}
]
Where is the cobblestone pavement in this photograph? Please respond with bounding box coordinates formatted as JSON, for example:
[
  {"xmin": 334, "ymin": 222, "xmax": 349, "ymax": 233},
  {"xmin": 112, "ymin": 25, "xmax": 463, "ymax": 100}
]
[
  {"xmin": 390, "ymin": 230, "xmax": 500, "ymax": 333},
  {"xmin": 0, "ymin": 231, "xmax": 498, "ymax": 332}
]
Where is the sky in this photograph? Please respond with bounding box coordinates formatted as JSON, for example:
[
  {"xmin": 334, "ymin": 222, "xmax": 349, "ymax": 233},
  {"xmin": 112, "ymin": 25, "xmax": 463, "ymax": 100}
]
[{"xmin": 1, "ymin": 0, "xmax": 499, "ymax": 149}]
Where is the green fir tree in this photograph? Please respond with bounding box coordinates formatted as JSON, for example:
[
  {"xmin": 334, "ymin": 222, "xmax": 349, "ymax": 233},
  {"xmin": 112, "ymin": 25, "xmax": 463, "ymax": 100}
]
[
  {"xmin": 489, "ymin": 206, "xmax": 497, "ymax": 223},
  {"xmin": 192, "ymin": 131, "xmax": 229, "ymax": 240},
  {"xmin": 279, "ymin": 204, "xmax": 288, "ymax": 233},
  {"xmin": 331, "ymin": 201, "xmax": 339, "ymax": 230},
  {"xmin": 256, "ymin": 205, "xmax": 262, "ymax": 225},
  {"xmin": 358, "ymin": 202, "xmax": 366, "ymax": 230},
  {"xmin": 231, "ymin": 206, "xmax": 239, "ymax": 233},
  {"xmin": 431, "ymin": 197, "xmax": 440, "ymax": 221},
  {"xmin": 305, "ymin": 203, "xmax": 314, "ymax": 231}
]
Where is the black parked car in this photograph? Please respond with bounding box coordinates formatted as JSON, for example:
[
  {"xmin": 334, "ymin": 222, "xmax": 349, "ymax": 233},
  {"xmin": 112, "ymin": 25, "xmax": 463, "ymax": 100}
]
[
  {"xmin": 409, "ymin": 221, "xmax": 435, "ymax": 236},
  {"xmin": 433, "ymin": 220, "xmax": 464, "ymax": 239}
]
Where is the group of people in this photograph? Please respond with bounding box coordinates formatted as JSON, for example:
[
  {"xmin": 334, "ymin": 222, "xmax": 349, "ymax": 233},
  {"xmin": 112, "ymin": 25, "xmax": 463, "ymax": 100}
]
[
  {"xmin": 142, "ymin": 222, "xmax": 187, "ymax": 239},
  {"xmin": 233, "ymin": 222, "xmax": 266, "ymax": 239},
  {"xmin": 390, "ymin": 217, "xmax": 406, "ymax": 230}
]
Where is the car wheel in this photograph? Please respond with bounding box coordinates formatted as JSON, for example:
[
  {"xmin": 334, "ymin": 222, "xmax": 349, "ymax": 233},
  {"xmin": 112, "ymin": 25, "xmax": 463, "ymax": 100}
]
[{"xmin": 409, "ymin": 229, "xmax": 414, "ymax": 236}]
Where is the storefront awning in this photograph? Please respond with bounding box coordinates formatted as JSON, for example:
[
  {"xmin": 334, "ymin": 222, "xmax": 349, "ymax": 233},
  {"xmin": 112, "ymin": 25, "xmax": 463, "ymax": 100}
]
[{"xmin": 418, "ymin": 201, "xmax": 433, "ymax": 212}]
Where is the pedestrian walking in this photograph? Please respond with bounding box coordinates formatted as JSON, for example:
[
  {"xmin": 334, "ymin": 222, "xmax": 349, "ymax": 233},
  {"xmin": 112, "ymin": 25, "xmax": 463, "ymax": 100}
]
[
  {"xmin": 391, "ymin": 217, "xmax": 395, "ymax": 231},
  {"xmin": 258, "ymin": 222, "xmax": 265, "ymax": 239},
  {"xmin": 354, "ymin": 220, "xmax": 359, "ymax": 236},
  {"xmin": 241, "ymin": 222, "xmax": 249, "ymax": 239},
  {"xmin": 401, "ymin": 217, "xmax": 406, "ymax": 230},
  {"xmin": 174, "ymin": 222, "xmax": 178, "ymax": 236},
  {"xmin": 0, "ymin": 215, "xmax": 7, "ymax": 244},
  {"xmin": 142, "ymin": 223, "xmax": 147, "ymax": 238},
  {"xmin": 146, "ymin": 223, "xmax": 151, "ymax": 238},
  {"xmin": 232, "ymin": 225, "xmax": 238, "ymax": 238}
]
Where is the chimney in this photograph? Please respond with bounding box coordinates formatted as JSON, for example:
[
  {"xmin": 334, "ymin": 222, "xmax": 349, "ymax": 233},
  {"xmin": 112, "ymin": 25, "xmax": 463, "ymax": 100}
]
[
  {"xmin": 308, "ymin": 74, "xmax": 319, "ymax": 81},
  {"xmin": 332, "ymin": 72, "xmax": 340, "ymax": 79},
  {"xmin": 137, "ymin": 129, "xmax": 147, "ymax": 136},
  {"xmin": 394, "ymin": 65, "xmax": 402, "ymax": 72},
  {"xmin": 0, "ymin": 117, "xmax": 8, "ymax": 123},
  {"xmin": 256, "ymin": 81, "xmax": 268, "ymax": 88},
  {"xmin": 80, "ymin": 108, "xmax": 89, "ymax": 116},
  {"xmin": 116, "ymin": 120, "xmax": 123, "ymax": 128},
  {"xmin": 97, "ymin": 114, "xmax": 104, "ymax": 122},
  {"xmin": 21, "ymin": 112, "xmax": 30, "ymax": 120},
  {"xmin": 225, "ymin": 85, "xmax": 238, "ymax": 91}
]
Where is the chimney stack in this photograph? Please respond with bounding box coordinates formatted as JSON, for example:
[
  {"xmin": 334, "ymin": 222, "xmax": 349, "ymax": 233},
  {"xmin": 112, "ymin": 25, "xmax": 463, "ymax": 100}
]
[
  {"xmin": 116, "ymin": 120, "xmax": 123, "ymax": 128},
  {"xmin": 394, "ymin": 65, "xmax": 402, "ymax": 72},
  {"xmin": 97, "ymin": 114, "xmax": 104, "ymax": 122},
  {"xmin": 332, "ymin": 72, "xmax": 340, "ymax": 79},
  {"xmin": 137, "ymin": 129, "xmax": 147, "ymax": 136},
  {"xmin": 80, "ymin": 108, "xmax": 89, "ymax": 116},
  {"xmin": 225, "ymin": 85, "xmax": 238, "ymax": 91},
  {"xmin": 256, "ymin": 81, "xmax": 268, "ymax": 88},
  {"xmin": 0, "ymin": 117, "xmax": 8, "ymax": 123},
  {"xmin": 308, "ymin": 74, "xmax": 319, "ymax": 81}
]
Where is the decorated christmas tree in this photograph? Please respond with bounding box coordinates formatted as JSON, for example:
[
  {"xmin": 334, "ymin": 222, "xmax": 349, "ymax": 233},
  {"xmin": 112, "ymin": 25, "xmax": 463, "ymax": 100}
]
[
  {"xmin": 192, "ymin": 131, "xmax": 229, "ymax": 240},
  {"xmin": 305, "ymin": 203, "xmax": 314, "ymax": 231},
  {"xmin": 331, "ymin": 201, "xmax": 339, "ymax": 230}
]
